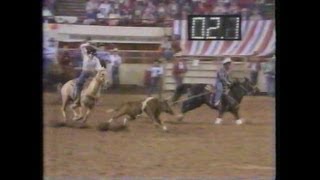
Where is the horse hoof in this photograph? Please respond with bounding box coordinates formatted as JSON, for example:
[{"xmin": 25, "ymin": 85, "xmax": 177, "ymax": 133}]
[
  {"xmin": 235, "ymin": 119, "xmax": 244, "ymax": 125},
  {"xmin": 73, "ymin": 116, "xmax": 83, "ymax": 121},
  {"xmin": 176, "ymin": 114, "xmax": 184, "ymax": 121},
  {"xmin": 214, "ymin": 118, "xmax": 223, "ymax": 125},
  {"xmin": 162, "ymin": 126, "xmax": 168, "ymax": 131}
]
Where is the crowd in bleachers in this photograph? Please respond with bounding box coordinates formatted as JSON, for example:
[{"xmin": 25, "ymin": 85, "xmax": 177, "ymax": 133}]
[
  {"xmin": 43, "ymin": 0, "xmax": 274, "ymax": 26},
  {"xmin": 83, "ymin": 0, "xmax": 274, "ymax": 25}
]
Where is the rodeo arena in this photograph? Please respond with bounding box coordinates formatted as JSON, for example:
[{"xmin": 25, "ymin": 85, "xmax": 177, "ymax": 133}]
[{"xmin": 43, "ymin": 0, "xmax": 275, "ymax": 179}]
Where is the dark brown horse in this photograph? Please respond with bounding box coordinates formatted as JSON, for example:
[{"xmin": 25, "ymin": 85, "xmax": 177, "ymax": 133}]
[{"xmin": 172, "ymin": 78, "xmax": 259, "ymax": 125}]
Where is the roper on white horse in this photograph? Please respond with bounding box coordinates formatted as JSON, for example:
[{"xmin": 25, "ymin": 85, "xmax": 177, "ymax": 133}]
[{"xmin": 60, "ymin": 68, "xmax": 107, "ymax": 123}]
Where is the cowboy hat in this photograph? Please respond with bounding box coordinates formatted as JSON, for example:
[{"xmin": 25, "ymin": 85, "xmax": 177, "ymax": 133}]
[
  {"xmin": 223, "ymin": 57, "xmax": 232, "ymax": 64},
  {"xmin": 111, "ymin": 48, "xmax": 119, "ymax": 51}
]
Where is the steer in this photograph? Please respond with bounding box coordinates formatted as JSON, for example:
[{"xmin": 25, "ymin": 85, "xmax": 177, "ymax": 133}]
[{"xmin": 106, "ymin": 97, "xmax": 174, "ymax": 131}]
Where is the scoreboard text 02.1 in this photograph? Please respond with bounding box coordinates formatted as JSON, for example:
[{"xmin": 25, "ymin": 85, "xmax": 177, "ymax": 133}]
[{"xmin": 188, "ymin": 15, "xmax": 241, "ymax": 41}]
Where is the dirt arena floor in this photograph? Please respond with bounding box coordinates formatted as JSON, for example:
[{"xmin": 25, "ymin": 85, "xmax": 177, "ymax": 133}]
[{"xmin": 43, "ymin": 91, "xmax": 275, "ymax": 179}]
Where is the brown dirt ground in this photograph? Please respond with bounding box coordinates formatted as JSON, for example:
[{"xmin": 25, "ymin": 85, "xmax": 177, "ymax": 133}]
[{"xmin": 43, "ymin": 92, "xmax": 275, "ymax": 179}]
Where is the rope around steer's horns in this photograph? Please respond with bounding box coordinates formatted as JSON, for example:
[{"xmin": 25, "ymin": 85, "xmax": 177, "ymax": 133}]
[{"xmin": 168, "ymin": 91, "xmax": 212, "ymax": 106}]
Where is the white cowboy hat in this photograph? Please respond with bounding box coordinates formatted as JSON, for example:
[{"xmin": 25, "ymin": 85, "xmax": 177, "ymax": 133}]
[
  {"xmin": 111, "ymin": 48, "xmax": 119, "ymax": 51},
  {"xmin": 223, "ymin": 57, "xmax": 232, "ymax": 64}
]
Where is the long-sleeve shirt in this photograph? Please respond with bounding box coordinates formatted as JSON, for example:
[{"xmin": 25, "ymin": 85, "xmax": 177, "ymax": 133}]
[
  {"xmin": 149, "ymin": 66, "xmax": 163, "ymax": 78},
  {"xmin": 172, "ymin": 60, "xmax": 187, "ymax": 76},
  {"xmin": 43, "ymin": 46, "xmax": 57, "ymax": 60},
  {"xmin": 108, "ymin": 54, "xmax": 122, "ymax": 68},
  {"xmin": 79, "ymin": 43, "xmax": 102, "ymax": 71},
  {"xmin": 215, "ymin": 67, "xmax": 232, "ymax": 87}
]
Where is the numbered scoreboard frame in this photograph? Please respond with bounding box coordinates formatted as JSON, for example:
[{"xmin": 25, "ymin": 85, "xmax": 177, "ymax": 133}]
[{"xmin": 188, "ymin": 15, "xmax": 242, "ymax": 41}]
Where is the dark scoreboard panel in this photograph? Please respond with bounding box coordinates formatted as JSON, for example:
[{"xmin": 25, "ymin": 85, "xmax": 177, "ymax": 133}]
[{"xmin": 188, "ymin": 15, "xmax": 241, "ymax": 40}]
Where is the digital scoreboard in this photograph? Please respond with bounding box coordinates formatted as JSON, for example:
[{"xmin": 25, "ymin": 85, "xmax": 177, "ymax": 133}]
[{"xmin": 188, "ymin": 15, "xmax": 241, "ymax": 40}]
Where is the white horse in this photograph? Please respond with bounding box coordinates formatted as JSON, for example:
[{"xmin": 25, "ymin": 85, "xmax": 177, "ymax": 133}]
[{"xmin": 60, "ymin": 69, "xmax": 108, "ymax": 123}]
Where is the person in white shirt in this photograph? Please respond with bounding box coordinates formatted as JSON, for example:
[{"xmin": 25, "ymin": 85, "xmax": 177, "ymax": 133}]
[
  {"xmin": 72, "ymin": 39, "xmax": 103, "ymax": 107},
  {"xmin": 147, "ymin": 60, "xmax": 163, "ymax": 96},
  {"xmin": 43, "ymin": 38, "xmax": 57, "ymax": 75},
  {"xmin": 107, "ymin": 48, "xmax": 122, "ymax": 88},
  {"xmin": 160, "ymin": 36, "xmax": 174, "ymax": 61},
  {"xmin": 97, "ymin": 0, "xmax": 112, "ymax": 18}
]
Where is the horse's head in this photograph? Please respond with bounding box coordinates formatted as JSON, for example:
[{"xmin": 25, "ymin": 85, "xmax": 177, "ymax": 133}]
[
  {"xmin": 232, "ymin": 77, "xmax": 259, "ymax": 95},
  {"xmin": 95, "ymin": 68, "xmax": 108, "ymax": 85}
]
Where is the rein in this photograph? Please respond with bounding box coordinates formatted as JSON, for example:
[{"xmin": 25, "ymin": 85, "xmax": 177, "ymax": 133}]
[{"xmin": 169, "ymin": 91, "xmax": 212, "ymax": 105}]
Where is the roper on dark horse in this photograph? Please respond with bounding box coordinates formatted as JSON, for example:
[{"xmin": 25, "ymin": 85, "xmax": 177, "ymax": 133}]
[{"xmin": 172, "ymin": 58, "xmax": 259, "ymax": 125}]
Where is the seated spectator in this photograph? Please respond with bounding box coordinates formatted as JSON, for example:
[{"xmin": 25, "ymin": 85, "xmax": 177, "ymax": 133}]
[
  {"xmin": 181, "ymin": 1, "xmax": 192, "ymax": 13},
  {"xmin": 181, "ymin": 9, "xmax": 189, "ymax": 20},
  {"xmin": 108, "ymin": 9, "xmax": 121, "ymax": 26},
  {"xmin": 163, "ymin": 15, "xmax": 173, "ymax": 26},
  {"xmin": 228, "ymin": 1, "xmax": 240, "ymax": 14},
  {"xmin": 194, "ymin": 1, "xmax": 208, "ymax": 15},
  {"xmin": 120, "ymin": 0, "xmax": 133, "ymax": 13},
  {"xmin": 83, "ymin": 13, "xmax": 97, "ymax": 25},
  {"xmin": 97, "ymin": 0, "xmax": 112, "ymax": 18},
  {"xmin": 238, "ymin": 0, "xmax": 255, "ymax": 9},
  {"xmin": 212, "ymin": 2, "xmax": 227, "ymax": 15},
  {"xmin": 134, "ymin": 0, "xmax": 146, "ymax": 11},
  {"xmin": 241, "ymin": 8, "xmax": 250, "ymax": 20},
  {"xmin": 142, "ymin": 9, "xmax": 156, "ymax": 25},
  {"xmin": 119, "ymin": 8, "xmax": 132, "ymax": 26},
  {"xmin": 157, "ymin": 3, "xmax": 168, "ymax": 20},
  {"xmin": 85, "ymin": 0, "xmax": 99, "ymax": 19},
  {"xmin": 249, "ymin": 9, "xmax": 263, "ymax": 20},
  {"xmin": 168, "ymin": 0, "xmax": 179, "ymax": 18},
  {"xmin": 145, "ymin": 1, "xmax": 156, "ymax": 14},
  {"xmin": 83, "ymin": 0, "xmax": 99, "ymax": 24}
]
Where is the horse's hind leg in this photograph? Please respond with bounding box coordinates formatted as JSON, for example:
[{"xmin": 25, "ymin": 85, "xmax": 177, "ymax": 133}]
[
  {"xmin": 61, "ymin": 96, "xmax": 69, "ymax": 122},
  {"xmin": 61, "ymin": 102, "xmax": 67, "ymax": 123}
]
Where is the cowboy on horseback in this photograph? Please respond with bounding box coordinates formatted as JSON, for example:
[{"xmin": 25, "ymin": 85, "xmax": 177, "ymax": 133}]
[
  {"xmin": 212, "ymin": 57, "xmax": 237, "ymax": 108},
  {"xmin": 71, "ymin": 38, "xmax": 103, "ymax": 108}
]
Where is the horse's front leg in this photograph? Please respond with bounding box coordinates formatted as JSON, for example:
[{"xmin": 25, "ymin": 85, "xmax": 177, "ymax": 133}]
[
  {"xmin": 214, "ymin": 107, "xmax": 225, "ymax": 125},
  {"xmin": 230, "ymin": 109, "xmax": 244, "ymax": 125},
  {"xmin": 81, "ymin": 108, "xmax": 92, "ymax": 124},
  {"xmin": 71, "ymin": 106, "xmax": 80, "ymax": 119},
  {"xmin": 72, "ymin": 106, "xmax": 84, "ymax": 121}
]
